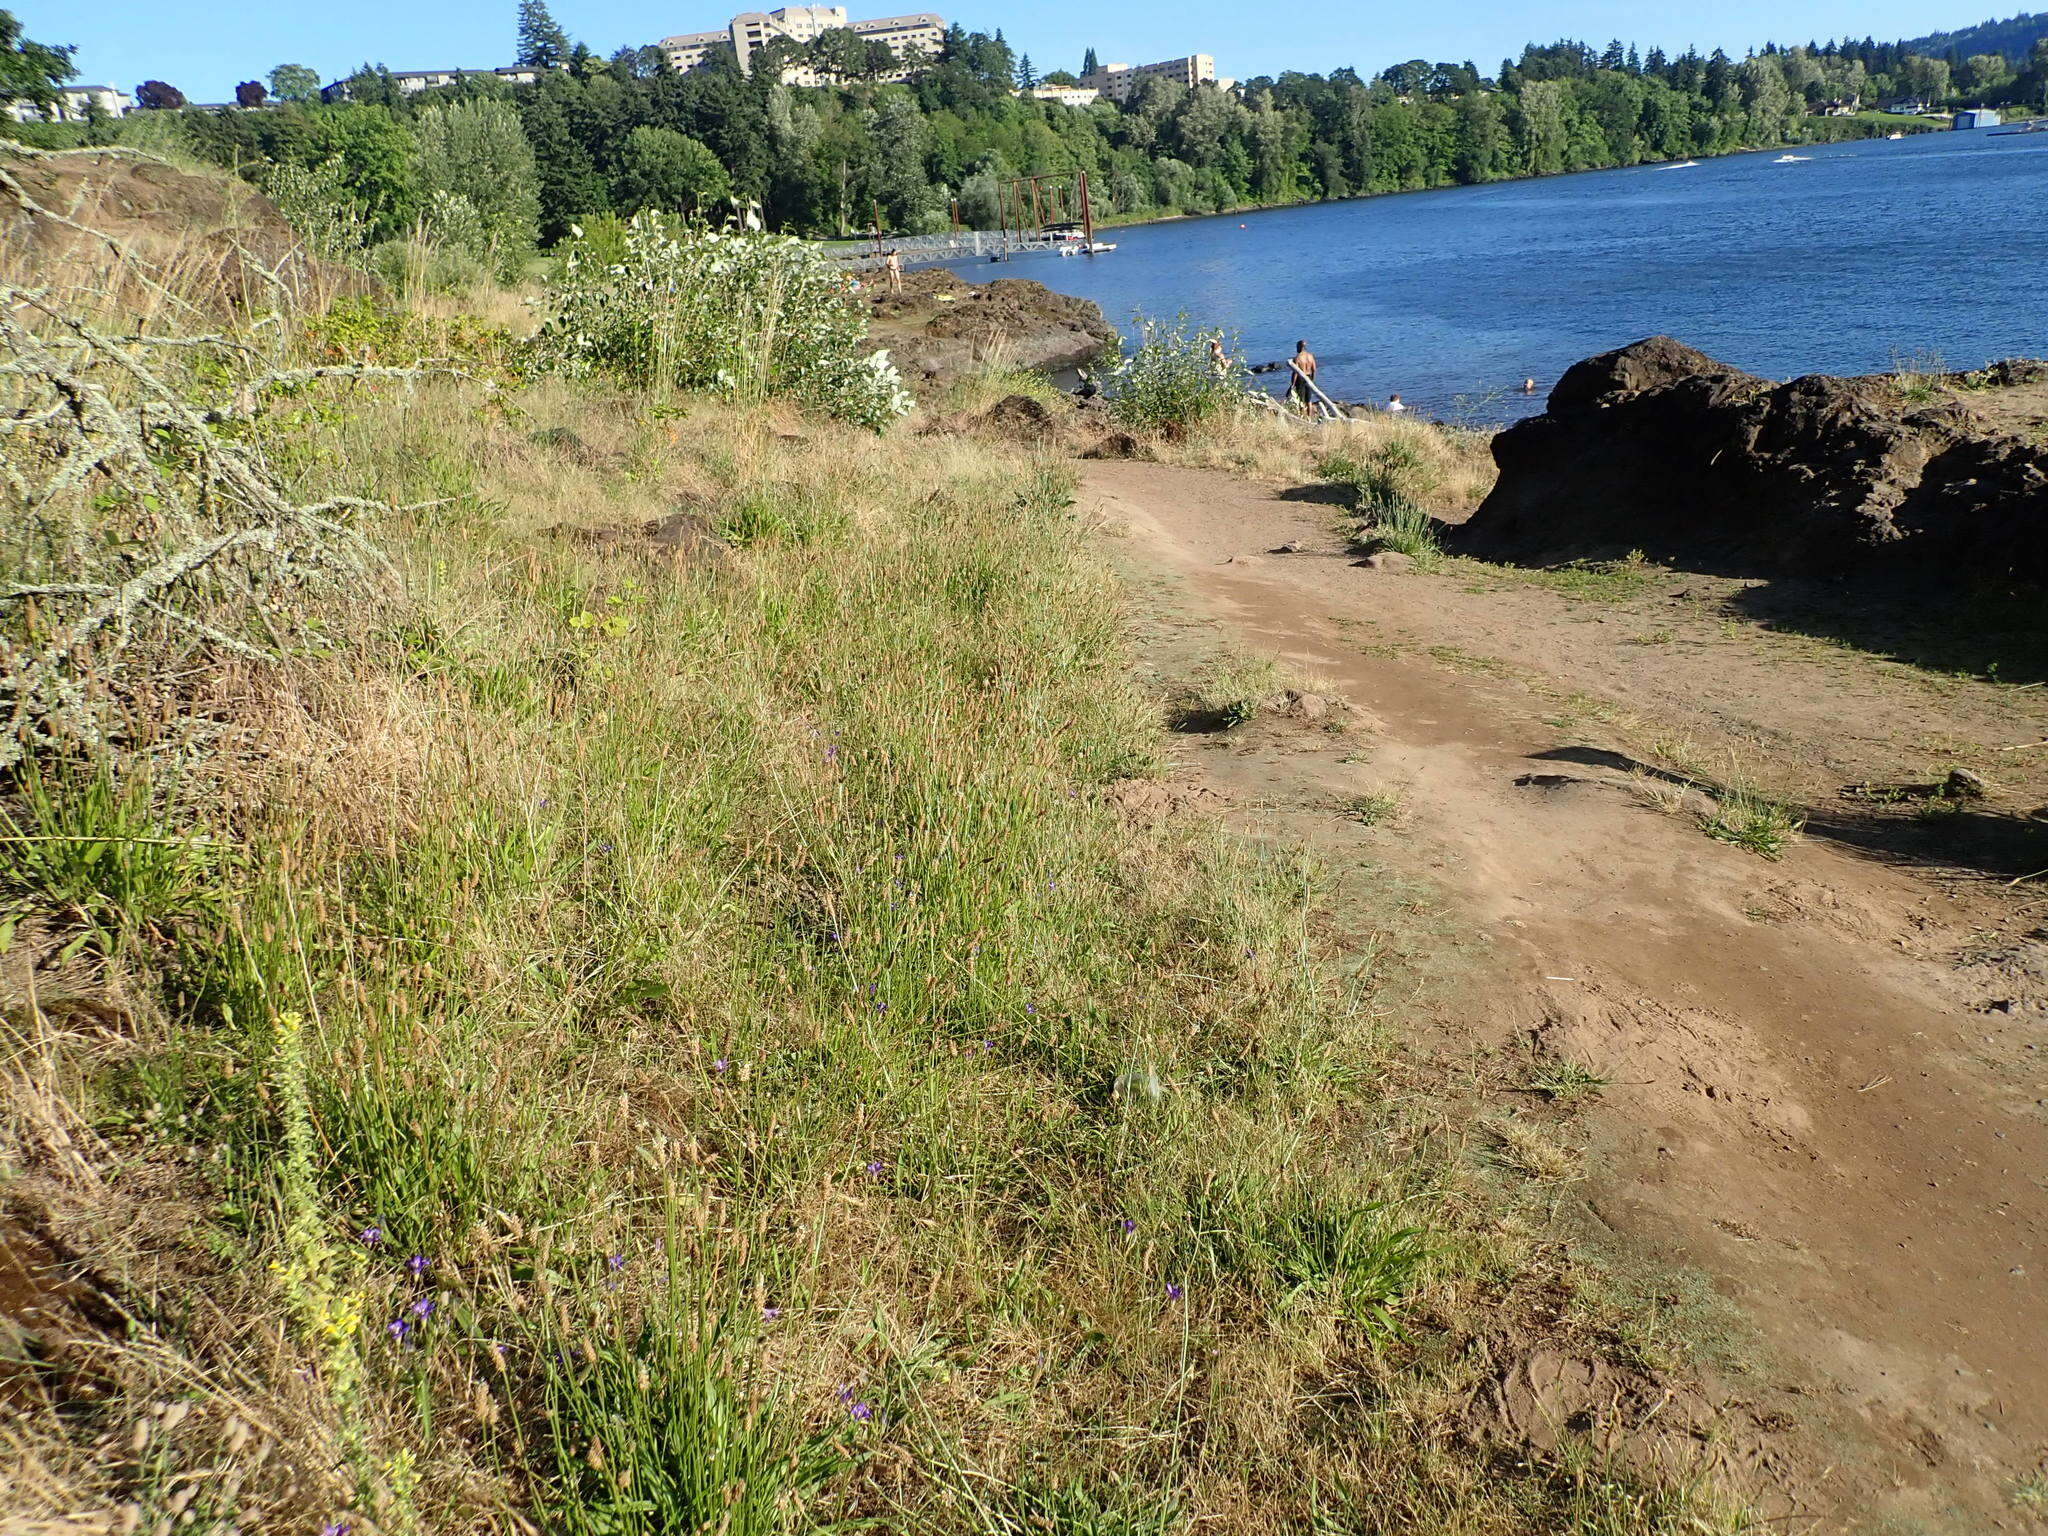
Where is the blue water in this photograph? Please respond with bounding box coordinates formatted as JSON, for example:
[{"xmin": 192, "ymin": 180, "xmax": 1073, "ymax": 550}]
[{"xmin": 950, "ymin": 131, "xmax": 2048, "ymax": 423}]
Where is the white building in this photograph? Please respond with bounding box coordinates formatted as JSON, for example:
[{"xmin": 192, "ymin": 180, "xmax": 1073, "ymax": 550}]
[
  {"xmin": 320, "ymin": 66, "xmax": 545, "ymax": 102},
  {"xmin": 1027, "ymin": 84, "xmax": 1101, "ymax": 107},
  {"xmin": 662, "ymin": 7, "xmax": 944, "ymax": 84},
  {"xmin": 1081, "ymin": 54, "xmax": 1219, "ymax": 102},
  {"xmin": 6, "ymin": 84, "xmax": 133, "ymax": 123}
]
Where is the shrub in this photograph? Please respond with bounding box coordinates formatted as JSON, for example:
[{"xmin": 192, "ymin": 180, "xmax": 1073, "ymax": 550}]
[
  {"xmin": 528, "ymin": 212, "xmax": 913, "ymax": 431},
  {"xmin": 1107, "ymin": 313, "xmax": 1247, "ymax": 437}
]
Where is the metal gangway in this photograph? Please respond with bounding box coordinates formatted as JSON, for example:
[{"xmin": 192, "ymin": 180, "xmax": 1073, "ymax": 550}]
[
  {"xmin": 829, "ymin": 171, "xmax": 1104, "ymax": 271},
  {"xmin": 826, "ymin": 229, "xmax": 1074, "ymax": 270}
]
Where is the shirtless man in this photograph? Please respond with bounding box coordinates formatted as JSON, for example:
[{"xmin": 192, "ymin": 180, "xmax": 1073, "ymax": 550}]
[{"xmin": 1286, "ymin": 340, "xmax": 1318, "ymax": 414}]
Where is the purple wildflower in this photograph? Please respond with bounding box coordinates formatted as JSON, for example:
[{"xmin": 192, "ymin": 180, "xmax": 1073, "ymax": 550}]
[
  {"xmin": 410, "ymin": 1297, "xmax": 435, "ymax": 1319},
  {"xmin": 607, "ymin": 1253, "xmax": 626, "ymax": 1272},
  {"xmin": 358, "ymin": 1227, "xmax": 383, "ymax": 1247},
  {"xmin": 1120, "ymin": 1219, "xmax": 1136, "ymax": 1235},
  {"xmin": 713, "ymin": 1058, "xmax": 729, "ymax": 1074},
  {"xmin": 849, "ymin": 1401, "xmax": 874, "ymax": 1422},
  {"xmin": 762, "ymin": 1306, "xmax": 782, "ymax": 1321},
  {"xmin": 1166, "ymin": 1283, "xmax": 1184, "ymax": 1302},
  {"xmin": 406, "ymin": 1254, "xmax": 428, "ymax": 1278},
  {"xmin": 321, "ymin": 1523, "xmax": 351, "ymax": 1536},
  {"xmin": 865, "ymin": 1160, "xmax": 885, "ymax": 1177},
  {"xmin": 387, "ymin": 1319, "xmax": 410, "ymax": 1342},
  {"xmin": 825, "ymin": 746, "xmax": 839, "ymax": 761},
  {"xmin": 835, "ymin": 1384, "xmax": 856, "ymax": 1404},
  {"xmin": 596, "ymin": 842, "xmax": 615, "ymax": 855}
]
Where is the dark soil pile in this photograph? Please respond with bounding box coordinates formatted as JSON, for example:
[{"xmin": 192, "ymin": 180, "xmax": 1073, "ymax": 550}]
[
  {"xmin": 0, "ymin": 148, "xmax": 364, "ymax": 311},
  {"xmin": 865, "ymin": 268, "xmax": 1114, "ymax": 389},
  {"xmin": 1458, "ymin": 337, "xmax": 2048, "ymax": 586}
]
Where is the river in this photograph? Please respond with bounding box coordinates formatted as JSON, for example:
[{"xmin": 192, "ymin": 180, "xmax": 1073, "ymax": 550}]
[{"xmin": 948, "ymin": 129, "xmax": 2048, "ymax": 423}]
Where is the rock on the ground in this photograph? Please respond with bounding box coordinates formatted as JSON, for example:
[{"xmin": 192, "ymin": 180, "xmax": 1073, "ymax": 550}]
[
  {"xmin": 546, "ymin": 507, "xmax": 728, "ymax": 565},
  {"xmin": 1, "ymin": 148, "xmax": 367, "ymax": 311},
  {"xmin": 1457, "ymin": 336, "xmax": 2048, "ymax": 586},
  {"xmin": 866, "ymin": 269, "xmax": 1113, "ymax": 391},
  {"xmin": 1355, "ymin": 551, "xmax": 1417, "ymax": 572}
]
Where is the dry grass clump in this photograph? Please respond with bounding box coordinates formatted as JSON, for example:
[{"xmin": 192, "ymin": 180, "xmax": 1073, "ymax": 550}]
[
  {"xmin": 4, "ymin": 164, "xmax": 1748, "ymax": 1536},
  {"xmin": 1148, "ymin": 408, "xmax": 1498, "ymax": 517}
]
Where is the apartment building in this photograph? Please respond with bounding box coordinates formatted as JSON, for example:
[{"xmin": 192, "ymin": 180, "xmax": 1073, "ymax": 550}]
[
  {"xmin": 1028, "ymin": 84, "xmax": 1101, "ymax": 107},
  {"xmin": 6, "ymin": 84, "xmax": 133, "ymax": 123},
  {"xmin": 320, "ymin": 66, "xmax": 545, "ymax": 102},
  {"xmin": 662, "ymin": 7, "xmax": 944, "ymax": 84},
  {"xmin": 1081, "ymin": 54, "xmax": 1219, "ymax": 102}
]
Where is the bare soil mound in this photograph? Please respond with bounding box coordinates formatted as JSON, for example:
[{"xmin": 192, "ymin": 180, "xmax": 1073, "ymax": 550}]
[
  {"xmin": 1459, "ymin": 336, "xmax": 2048, "ymax": 585},
  {"xmin": 865, "ymin": 267, "xmax": 1113, "ymax": 389},
  {"xmin": 0, "ymin": 148, "xmax": 362, "ymax": 310}
]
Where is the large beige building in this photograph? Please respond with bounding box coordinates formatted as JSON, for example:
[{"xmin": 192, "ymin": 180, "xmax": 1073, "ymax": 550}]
[
  {"xmin": 1081, "ymin": 54, "xmax": 1220, "ymax": 102},
  {"xmin": 662, "ymin": 7, "xmax": 945, "ymax": 84}
]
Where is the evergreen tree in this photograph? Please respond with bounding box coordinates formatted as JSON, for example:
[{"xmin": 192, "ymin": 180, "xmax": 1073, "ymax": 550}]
[
  {"xmin": 1017, "ymin": 54, "xmax": 1036, "ymax": 90},
  {"xmin": 1082, "ymin": 46, "xmax": 1099, "ymax": 79},
  {"xmin": 517, "ymin": 0, "xmax": 572, "ymax": 70}
]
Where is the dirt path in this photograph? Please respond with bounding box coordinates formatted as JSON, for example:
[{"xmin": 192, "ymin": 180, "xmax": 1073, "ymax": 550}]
[{"xmin": 1085, "ymin": 459, "xmax": 2048, "ymax": 1533}]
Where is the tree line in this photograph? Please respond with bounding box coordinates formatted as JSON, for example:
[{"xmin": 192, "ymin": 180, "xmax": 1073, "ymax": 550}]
[{"xmin": 7, "ymin": 3, "xmax": 2048, "ymax": 264}]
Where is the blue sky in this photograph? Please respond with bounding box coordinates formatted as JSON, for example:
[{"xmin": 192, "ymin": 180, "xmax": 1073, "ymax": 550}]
[{"xmin": 45, "ymin": 0, "xmax": 2004, "ymax": 101}]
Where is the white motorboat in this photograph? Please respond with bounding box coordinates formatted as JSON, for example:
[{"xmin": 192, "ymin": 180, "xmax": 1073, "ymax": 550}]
[
  {"xmin": 1774, "ymin": 154, "xmax": 1811, "ymax": 163},
  {"xmin": 1662, "ymin": 159, "xmax": 1701, "ymax": 169}
]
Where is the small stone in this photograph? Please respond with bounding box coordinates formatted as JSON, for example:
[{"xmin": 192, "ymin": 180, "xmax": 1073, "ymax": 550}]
[
  {"xmin": 1943, "ymin": 768, "xmax": 1991, "ymax": 799},
  {"xmin": 1354, "ymin": 551, "xmax": 1416, "ymax": 572}
]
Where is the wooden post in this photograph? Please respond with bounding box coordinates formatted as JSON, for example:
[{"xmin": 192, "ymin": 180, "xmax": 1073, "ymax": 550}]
[{"xmin": 1079, "ymin": 168, "xmax": 1094, "ymax": 249}]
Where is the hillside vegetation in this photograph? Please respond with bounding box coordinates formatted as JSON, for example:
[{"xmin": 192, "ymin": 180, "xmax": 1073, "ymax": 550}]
[{"xmin": 6, "ymin": 3, "xmax": 2016, "ymax": 258}]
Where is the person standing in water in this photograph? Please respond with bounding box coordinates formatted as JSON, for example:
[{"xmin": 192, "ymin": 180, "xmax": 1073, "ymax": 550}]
[{"xmin": 1286, "ymin": 340, "xmax": 1318, "ymax": 414}]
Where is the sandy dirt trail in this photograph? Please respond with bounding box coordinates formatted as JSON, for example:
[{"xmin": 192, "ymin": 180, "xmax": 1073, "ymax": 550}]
[{"xmin": 1084, "ymin": 459, "xmax": 2048, "ymax": 1533}]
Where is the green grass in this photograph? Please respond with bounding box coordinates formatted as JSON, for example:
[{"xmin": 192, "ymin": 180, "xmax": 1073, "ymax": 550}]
[
  {"xmin": 1703, "ymin": 789, "xmax": 1805, "ymax": 860},
  {"xmin": 1460, "ymin": 552, "xmax": 1658, "ymax": 604},
  {"xmin": 1524, "ymin": 1060, "xmax": 1609, "ymax": 1106}
]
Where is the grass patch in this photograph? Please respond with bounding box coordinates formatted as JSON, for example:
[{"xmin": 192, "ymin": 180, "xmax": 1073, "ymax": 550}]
[
  {"xmin": 1462, "ymin": 552, "xmax": 1658, "ymax": 604},
  {"xmin": 1524, "ymin": 1060, "xmax": 1608, "ymax": 1106},
  {"xmin": 1702, "ymin": 788, "xmax": 1805, "ymax": 860}
]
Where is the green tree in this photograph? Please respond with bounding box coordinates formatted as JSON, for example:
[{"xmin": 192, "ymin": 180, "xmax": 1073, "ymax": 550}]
[
  {"xmin": 311, "ymin": 103, "xmax": 419, "ymax": 239},
  {"xmin": 268, "ymin": 62, "xmax": 321, "ymax": 103},
  {"xmin": 1081, "ymin": 46, "xmax": 1098, "ymax": 78},
  {"xmin": 517, "ymin": 0, "xmax": 572, "ymax": 70},
  {"xmin": 0, "ymin": 9, "xmax": 73, "ymax": 114},
  {"xmin": 614, "ymin": 125, "xmax": 731, "ymax": 214},
  {"xmin": 516, "ymin": 70, "xmax": 608, "ymax": 239},
  {"xmin": 414, "ymin": 97, "xmax": 541, "ymax": 273},
  {"xmin": 235, "ymin": 79, "xmax": 267, "ymax": 108}
]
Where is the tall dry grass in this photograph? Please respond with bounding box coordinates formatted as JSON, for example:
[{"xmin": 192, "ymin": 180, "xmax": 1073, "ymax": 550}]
[{"xmin": 1156, "ymin": 407, "xmax": 1498, "ymax": 518}]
